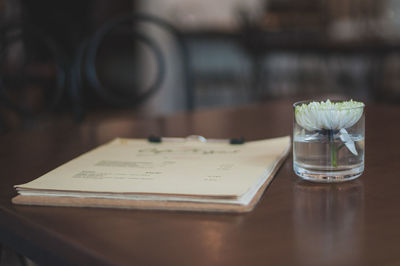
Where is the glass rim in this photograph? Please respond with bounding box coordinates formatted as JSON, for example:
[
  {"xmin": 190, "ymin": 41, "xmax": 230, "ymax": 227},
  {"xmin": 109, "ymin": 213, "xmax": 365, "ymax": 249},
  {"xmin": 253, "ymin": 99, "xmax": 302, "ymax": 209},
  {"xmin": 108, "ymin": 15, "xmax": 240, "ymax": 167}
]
[{"xmin": 293, "ymin": 100, "xmax": 365, "ymax": 110}]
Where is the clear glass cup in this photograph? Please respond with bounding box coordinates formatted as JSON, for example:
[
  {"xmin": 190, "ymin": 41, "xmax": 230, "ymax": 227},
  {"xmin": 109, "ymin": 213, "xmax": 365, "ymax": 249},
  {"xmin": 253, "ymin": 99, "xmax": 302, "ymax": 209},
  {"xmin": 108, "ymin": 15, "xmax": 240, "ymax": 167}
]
[{"xmin": 293, "ymin": 100, "xmax": 365, "ymax": 182}]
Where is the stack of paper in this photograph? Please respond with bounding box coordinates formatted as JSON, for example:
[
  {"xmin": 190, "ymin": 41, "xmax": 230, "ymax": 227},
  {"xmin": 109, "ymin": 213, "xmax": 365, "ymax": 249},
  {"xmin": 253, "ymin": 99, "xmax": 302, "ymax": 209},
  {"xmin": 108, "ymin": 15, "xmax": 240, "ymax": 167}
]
[{"xmin": 13, "ymin": 136, "xmax": 290, "ymax": 212}]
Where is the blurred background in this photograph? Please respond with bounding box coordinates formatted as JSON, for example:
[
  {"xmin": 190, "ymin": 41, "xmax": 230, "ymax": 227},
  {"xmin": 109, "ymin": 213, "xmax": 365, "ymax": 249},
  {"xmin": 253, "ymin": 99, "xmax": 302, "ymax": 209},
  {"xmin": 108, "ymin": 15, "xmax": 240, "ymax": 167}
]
[
  {"xmin": 1, "ymin": 1, "xmax": 398, "ymax": 264},
  {"xmin": 1, "ymin": 0, "xmax": 400, "ymax": 132}
]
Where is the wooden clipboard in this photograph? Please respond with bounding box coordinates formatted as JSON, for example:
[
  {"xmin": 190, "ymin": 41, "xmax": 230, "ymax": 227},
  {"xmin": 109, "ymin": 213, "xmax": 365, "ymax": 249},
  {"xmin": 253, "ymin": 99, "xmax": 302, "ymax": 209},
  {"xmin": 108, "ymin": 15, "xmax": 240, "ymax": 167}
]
[
  {"xmin": 12, "ymin": 137, "xmax": 290, "ymax": 213},
  {"xmin": 12, "ymin": 154, "xmax": 285, "ymax": 213}
]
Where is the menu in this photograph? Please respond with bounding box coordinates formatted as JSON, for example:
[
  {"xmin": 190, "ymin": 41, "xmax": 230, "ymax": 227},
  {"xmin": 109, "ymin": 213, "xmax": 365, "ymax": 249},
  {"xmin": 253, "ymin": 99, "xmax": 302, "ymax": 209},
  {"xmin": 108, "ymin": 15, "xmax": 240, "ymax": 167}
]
[{"xmin": 13, "ymin": 136, "xmax": 290, "ymax": 212}]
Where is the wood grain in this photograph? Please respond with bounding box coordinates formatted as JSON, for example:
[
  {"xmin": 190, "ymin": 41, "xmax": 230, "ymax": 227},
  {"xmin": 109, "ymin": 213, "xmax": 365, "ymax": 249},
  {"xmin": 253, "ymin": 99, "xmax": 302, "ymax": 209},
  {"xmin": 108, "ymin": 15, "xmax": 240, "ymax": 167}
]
[{"xmin": 1, "ymin": 100, "xmax": 400, "ymax": 266}]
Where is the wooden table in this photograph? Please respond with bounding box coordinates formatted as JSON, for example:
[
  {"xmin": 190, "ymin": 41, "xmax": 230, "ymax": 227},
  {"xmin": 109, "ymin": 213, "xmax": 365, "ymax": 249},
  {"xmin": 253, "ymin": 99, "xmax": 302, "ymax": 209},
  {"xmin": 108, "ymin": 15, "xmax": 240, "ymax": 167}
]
[{"xmin": 1, "ymin": 100, "xmax": 400, "ymax": 266}]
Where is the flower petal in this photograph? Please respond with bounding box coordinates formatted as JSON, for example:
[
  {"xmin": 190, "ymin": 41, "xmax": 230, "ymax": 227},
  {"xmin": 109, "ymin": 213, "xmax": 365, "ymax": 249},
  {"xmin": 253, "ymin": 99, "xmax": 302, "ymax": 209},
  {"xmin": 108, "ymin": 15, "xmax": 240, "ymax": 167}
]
[
  {"xmin": 339, "ymin": 128, "xmax": 358, "ymax": 155},
  {"xmin": 295, "ymin": 99, "xmax": 364, "ymax": 131}
]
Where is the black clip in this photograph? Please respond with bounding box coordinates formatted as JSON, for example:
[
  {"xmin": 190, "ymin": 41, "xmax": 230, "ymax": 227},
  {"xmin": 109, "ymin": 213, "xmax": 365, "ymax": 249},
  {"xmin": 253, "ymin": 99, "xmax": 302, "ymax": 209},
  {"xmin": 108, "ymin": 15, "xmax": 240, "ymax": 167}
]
[
  {"xmin": 229, "ymin": 137, "xmax": 245, "ymax": 145},
  {"xmin": 148, "ymin": 135, "xmax": 245, "ymax": 144},
  {"xmin": 147, "ymin": 135, "xmax": 162, "ymax": 143}
]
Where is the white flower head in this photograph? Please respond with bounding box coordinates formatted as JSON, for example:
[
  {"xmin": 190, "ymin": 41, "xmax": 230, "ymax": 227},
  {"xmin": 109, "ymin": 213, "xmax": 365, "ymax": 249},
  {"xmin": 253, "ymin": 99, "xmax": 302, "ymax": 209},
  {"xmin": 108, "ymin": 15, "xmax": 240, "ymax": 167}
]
[{"xmin": 295, "ymin": 99, "xmax": 364, "ymax": 131}]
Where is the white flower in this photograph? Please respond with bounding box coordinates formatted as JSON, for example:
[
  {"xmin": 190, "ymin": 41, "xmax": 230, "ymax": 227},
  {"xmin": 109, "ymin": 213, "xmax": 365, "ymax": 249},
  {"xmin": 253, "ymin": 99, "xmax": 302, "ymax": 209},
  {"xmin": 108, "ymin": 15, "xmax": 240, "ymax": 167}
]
[
  {"xmin": 295, "ymin": 99, "xmax": 364, "ymax": 156},
  {"xmin": 295, "ymin": 99, "xmax": 364, "ymax": 131}
]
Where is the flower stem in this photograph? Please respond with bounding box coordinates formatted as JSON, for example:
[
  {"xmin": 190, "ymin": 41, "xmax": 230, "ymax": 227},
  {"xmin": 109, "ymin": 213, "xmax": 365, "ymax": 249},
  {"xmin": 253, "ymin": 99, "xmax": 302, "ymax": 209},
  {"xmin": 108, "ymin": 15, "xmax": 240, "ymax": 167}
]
[{"xmin": 328, "ymin": 130, "xmax": 337, "ymax": 167}]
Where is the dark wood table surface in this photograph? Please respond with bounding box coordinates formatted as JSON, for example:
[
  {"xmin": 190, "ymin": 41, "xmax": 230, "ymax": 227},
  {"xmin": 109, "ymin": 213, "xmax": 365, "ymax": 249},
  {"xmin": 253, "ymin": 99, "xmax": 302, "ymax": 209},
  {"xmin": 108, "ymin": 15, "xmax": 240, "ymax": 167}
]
[{"xmin": 1, "ymin": 100, "xmax": 400, "ymax": 266}]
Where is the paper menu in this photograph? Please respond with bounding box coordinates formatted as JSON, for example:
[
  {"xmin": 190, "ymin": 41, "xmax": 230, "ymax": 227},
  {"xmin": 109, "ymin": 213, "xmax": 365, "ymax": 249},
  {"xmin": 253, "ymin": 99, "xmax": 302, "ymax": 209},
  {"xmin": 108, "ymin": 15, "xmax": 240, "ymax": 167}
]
[{"xmin": 14, "ymin": 136, "xmax": 291, "ymax": 207}]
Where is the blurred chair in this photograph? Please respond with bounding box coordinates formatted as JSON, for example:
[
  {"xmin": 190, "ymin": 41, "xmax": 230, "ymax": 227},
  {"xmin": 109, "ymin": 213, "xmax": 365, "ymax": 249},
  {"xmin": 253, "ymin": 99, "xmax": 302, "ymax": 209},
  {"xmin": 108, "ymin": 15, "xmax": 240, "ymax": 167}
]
[
  {"xmin": 70, "ymin": 13, "xmax": 193, "ymax": 119},
  {"xmin": 0, "ymin": 23, "xmax": 67, "ymax": 131}
]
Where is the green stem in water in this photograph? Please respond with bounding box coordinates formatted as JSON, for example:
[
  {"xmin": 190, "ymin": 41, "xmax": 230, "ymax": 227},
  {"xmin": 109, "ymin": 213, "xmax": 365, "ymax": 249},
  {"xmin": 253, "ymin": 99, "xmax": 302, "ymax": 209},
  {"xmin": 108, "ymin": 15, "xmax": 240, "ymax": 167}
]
[{"xmin": 329, "ymin": 130, "xmax": 337, "ymax": 167}]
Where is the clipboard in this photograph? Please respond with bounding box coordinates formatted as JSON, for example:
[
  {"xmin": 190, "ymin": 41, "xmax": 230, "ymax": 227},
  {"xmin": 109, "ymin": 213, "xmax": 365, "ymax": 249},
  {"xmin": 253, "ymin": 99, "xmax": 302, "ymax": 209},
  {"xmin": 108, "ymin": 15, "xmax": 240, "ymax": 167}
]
[{"xmin": 12, "ymin": 136, "xmax": 291, "ymax": 213}]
